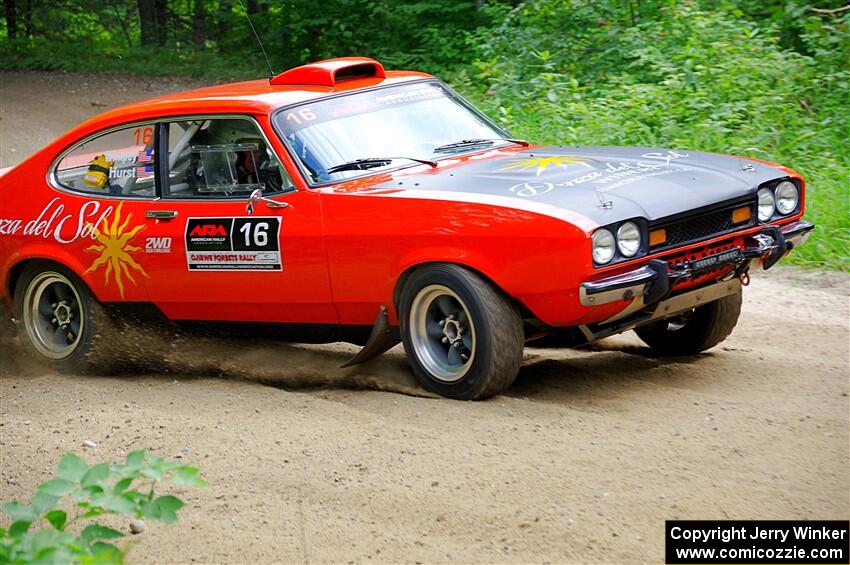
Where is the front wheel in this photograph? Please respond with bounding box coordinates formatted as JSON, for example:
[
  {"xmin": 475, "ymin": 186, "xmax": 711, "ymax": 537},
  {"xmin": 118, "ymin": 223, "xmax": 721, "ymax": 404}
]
[
  {"xmin": 399, "ymin": 264, "xmax": 524, "ymax": 400},
  {"xmin": 634, "ymin": 289, "xmax": 742, "ymax": 355},
  {"xmin": 13, "ymin": 261, "xmax": 113, "ymax": 372}
]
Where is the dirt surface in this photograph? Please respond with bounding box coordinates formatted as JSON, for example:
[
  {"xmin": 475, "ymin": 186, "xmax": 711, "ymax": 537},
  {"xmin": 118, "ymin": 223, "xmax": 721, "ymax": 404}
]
[
  {"xmin": 0, "ymin": 71, "xmax": 205, "ymax": 168},
  {"xmin": 1, "ymin": 71, "xmax": 849, "ymax": 564}
]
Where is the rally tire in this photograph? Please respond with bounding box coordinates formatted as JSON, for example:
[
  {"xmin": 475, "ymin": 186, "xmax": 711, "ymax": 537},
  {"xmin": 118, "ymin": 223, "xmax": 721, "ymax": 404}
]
[
  {"xmin": 13, "ymin": 261, "xmax": 114, "ymax": 373},
  {"xmin": 399, "ymin": 264, "xmax": 524, "ymax": 400},
  {"xmin": 635, "ymin": 289, "xmax": 742, "ymax": 355}
]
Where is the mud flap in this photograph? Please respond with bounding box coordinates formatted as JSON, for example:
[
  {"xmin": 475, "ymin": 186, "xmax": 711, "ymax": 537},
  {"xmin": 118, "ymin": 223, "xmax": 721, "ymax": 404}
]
[{"xmin": 341, "ymin": 305, "xmax": 401, "ymax": 368}]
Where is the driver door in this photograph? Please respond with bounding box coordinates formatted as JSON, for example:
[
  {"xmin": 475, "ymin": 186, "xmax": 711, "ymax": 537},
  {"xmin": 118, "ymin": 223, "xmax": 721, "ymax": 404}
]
[{"xmin": 140, "ymin": 115, "xmax": 336, "ymax": 324}]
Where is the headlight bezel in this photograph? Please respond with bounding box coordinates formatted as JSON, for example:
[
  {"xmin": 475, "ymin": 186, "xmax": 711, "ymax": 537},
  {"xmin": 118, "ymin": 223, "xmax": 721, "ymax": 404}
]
[{"xmin": 592, "ymin": 219, "xmax": 648, "ymax": 267}]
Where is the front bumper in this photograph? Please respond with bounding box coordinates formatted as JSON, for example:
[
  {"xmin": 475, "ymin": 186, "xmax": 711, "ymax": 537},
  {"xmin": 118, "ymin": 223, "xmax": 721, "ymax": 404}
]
[{"xmin": 579, "ymin": 220, "xmax": 814, "ymax": 308}]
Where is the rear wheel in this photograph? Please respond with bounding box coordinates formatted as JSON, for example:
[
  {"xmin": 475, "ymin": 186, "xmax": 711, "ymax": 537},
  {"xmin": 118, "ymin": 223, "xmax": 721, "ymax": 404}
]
[
  {"xmin": 399, "ymin": 264, "xmax": 524, "ymax": 400},
  {"xmin": 635, "ymin": 289, "xmax": 742, "ymax": 355},
  {"xmin": 14, "ymin": 262, "xmax": 113, "ymax": 372}
]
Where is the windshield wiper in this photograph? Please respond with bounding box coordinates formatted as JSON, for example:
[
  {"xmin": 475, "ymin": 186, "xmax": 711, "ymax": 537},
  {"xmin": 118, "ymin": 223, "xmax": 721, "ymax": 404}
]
[
  {"xmin": 326, "ymin": 157, "xmax": 438, "ymax": 174},
  {"xmin": 433, "ymin": 138, "xmax": 529, "ymax": 153}
]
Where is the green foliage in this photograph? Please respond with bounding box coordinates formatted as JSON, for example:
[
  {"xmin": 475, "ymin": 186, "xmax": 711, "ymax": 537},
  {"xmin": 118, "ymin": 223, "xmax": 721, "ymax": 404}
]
[
  {"xmin": 0, "ymin": 451, "xmax": 205, "ymax": 565},
  {"xmin": 456, "ymin": 1, "xmax": 849, "ymax": 270},
  {"xmin": 0, "ymin": 0, "xmax": 847, "ymax": 269}
]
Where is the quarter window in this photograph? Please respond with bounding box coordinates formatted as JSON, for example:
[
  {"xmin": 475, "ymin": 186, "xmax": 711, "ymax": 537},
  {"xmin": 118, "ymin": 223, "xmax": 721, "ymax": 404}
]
[
  {"xmin": 55, "ymin": 125, "xmax": 157, "ymax": 197},
  {"xmin": 165, "ymin": 118, "xmax": 292, "ymax": 198}
]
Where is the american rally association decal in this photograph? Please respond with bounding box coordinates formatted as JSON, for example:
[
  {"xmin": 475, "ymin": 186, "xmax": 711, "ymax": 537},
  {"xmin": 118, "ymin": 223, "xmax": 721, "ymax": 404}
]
[{"xmin": 185, "ymin": 217, "xmax": 281, "ymax": 271}]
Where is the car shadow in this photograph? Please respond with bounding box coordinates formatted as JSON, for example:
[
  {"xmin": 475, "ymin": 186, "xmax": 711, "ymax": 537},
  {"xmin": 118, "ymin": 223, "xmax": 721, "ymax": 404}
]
[
  {"xmin": 1, "ymin": 331, "xmax": 713, "ymax": 404},
  {"xmin": 510, "ymin": 340, "xmax": 712, "ymax": 403}
]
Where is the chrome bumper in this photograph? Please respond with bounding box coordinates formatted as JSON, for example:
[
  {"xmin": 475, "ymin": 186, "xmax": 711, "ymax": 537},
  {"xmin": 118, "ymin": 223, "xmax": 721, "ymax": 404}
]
[{"xmin": 579, "ymin": 220, "xmax": 814, "ymax": 308}]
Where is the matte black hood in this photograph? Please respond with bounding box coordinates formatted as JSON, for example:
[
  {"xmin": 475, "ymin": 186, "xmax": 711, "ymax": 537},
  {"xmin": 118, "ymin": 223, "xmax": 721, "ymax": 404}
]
[{"xmin": 376, "ymin": 146, "xmax": 790, "ymax": 224}]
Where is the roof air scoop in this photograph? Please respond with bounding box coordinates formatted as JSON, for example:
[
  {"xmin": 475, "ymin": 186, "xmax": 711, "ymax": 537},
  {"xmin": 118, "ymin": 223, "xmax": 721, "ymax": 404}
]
[{"xmin": 270, "ymin": 57, "xmax": 385, "ymax": 87}]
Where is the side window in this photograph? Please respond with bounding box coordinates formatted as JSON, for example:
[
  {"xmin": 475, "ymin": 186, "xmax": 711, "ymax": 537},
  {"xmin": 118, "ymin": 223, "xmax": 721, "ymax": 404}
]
[
  {"xmin": 165, "ymin": 118, "xmax": 293, "ymax": 198},
  {"xmin": 55, "ymin": 124, "xmax": 157, "ymax": 197}
]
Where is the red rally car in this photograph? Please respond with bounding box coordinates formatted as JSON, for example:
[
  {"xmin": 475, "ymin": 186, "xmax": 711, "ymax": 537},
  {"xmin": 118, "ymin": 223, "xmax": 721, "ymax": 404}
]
[{"xmin": 0, "ymin": 57, "xmax": 814, "ymax": 399}]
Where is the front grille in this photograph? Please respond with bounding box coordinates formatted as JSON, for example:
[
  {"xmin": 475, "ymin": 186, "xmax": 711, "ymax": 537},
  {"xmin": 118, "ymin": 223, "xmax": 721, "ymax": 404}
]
[{"xmin": 651, "ymin": 200, "xmax": 755, "ymax": 251}]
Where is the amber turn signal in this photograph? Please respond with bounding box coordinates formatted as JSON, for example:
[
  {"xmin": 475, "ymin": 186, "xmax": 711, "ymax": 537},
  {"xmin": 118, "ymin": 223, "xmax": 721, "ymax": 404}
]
[
  {"xmin": 732, "ymin": 205, "xmax": 752, "ymax": 224},
  {"xmin": 649, "ymin": 228, "xmax": 666, "ymax": 247}
]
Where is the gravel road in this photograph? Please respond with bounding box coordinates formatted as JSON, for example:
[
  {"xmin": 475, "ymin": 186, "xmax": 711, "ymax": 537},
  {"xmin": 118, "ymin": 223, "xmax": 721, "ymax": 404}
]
[{"xmin": 1, "ymin": 71, "xmax": 848, "ymax": 564}]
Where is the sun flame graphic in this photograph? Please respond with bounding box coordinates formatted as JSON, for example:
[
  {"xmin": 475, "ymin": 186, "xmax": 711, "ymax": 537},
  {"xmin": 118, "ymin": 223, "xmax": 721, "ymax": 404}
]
[
  {"xmin": 501, "ymin": 155, "xmax": 593, "ymax": 176},
  {"xmin": 84, "ymin": 203, "xmax": 149, "ymax": 298}
]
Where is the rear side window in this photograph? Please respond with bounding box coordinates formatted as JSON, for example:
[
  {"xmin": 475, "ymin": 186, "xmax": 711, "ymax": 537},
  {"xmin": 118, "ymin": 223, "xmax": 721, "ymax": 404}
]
[
  {"xmin": 54, "ymin": 124, "xmax": 157, "ymax": 197},
  {"xmin": 164, "ymin": 118, "xmax": 293, "ymax": 198}
]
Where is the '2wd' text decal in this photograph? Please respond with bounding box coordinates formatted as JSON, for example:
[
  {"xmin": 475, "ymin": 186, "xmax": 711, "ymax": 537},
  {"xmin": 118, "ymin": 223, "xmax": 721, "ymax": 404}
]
[{"xmin": 145, "ymin": 237, "xmax": 172, "ymax": 254}]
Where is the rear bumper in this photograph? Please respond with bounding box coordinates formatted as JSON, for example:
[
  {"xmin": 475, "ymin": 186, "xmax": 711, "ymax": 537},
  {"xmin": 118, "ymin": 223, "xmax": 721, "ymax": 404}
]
[{"xmin": 579, "ymin": 220, "xmax": 814, "ymax": 308}]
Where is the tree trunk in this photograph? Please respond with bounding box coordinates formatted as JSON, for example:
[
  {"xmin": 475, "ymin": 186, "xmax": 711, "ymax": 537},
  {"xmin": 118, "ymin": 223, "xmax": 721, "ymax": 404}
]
[
  {"xmin": 193, "ymin": 0, "xmax": 205, "ymax": 49},
  {"xmin": 137, "ymin": 0, "xmax": 157, "ymax": 45},
  {"xmin": 154, "ymin": 0, "xmax": 167, "ymax": 45},
  {"xmin": 3, "ymin": 0, "xmax": 16, "ymax": 39}
]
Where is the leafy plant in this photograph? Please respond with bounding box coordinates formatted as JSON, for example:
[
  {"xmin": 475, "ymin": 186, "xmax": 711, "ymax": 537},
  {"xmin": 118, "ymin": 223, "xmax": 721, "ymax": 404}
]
[{"xmin": 0, "ymin": 450, "xmax": 205, "ymax": 564}]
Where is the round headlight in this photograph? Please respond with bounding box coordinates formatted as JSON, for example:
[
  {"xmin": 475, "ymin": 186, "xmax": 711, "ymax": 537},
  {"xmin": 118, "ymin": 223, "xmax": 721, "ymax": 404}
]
[
  {"xmin": 775, "ymin": 181, "xmax": 799, "ymax": 215},
  {"xmin": 592, "ymin": 228, "xmax": 615, "ymax": 264},
  {"xmin": 617, "ymin": 221, "xmax": 641, "ymax": 257},
  {"xmin": 757, "ymin": 187, "xmax": 775, "ymax": 222}
]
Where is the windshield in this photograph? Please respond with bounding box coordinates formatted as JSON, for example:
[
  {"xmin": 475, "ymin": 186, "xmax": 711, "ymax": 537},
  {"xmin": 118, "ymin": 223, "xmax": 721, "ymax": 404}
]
[{"xmin": 272, "ymin": 81, "xmax": 509, "ymax": 184}]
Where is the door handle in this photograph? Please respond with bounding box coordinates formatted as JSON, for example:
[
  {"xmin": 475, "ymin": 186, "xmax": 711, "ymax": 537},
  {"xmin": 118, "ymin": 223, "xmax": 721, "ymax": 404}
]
[
  {"xmin": 146, "ymin": 210, "xmax": 178, "ymax": 220},
  {"xmin": 246, "ymin": 189, "xmax": 290, "ymax": 215}
]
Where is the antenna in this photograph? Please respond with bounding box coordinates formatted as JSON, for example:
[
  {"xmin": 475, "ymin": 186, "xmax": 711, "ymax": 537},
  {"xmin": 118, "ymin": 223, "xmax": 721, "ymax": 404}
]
[{"xmin": 237, "ymin": 0, "xmax": 275, "ymax": 79}]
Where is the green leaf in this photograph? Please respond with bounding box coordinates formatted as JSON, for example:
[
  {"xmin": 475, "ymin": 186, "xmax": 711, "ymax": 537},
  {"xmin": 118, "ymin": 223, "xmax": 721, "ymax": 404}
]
[
  {"xmin": 154, "ymin": 495, "xmax": 183, "ymax": 513},
  {"xmin": 58, "ymin": 452, "xmax": 88, "ymax": 482},
  {"xmin": 88, "ymin": 541, "xmax": 123, "ymax": 565},
  {"xmin": 154, "ymin": 495, "xmax": 184, "ymax": 524},
  {"xmin": 1, "ymin": 501, "xmax": 38, "ymax": 522},
  {"xmin": 33, "ymin": 546, "xmax": 62, "ymax": 563},
  {"xmin": 45, "ymin": 510, "xmax": 67, "ymax": 531},
  {"xmin": 92, "ymin": 493, "xmax": 136, "ymax": 515},
  {"xmin": 113, "ymin": 478, "xmax": 133, "ymax": 493},
  {"xmin": 172, "ymin": 467, "xmax": 206, "ymax": 488},
  {"xmin": 158, "ymin": 507, "xmax": 178, "ymax": 524},
  {"xmin": 81, "ymin": 463, "xmax": 110, "ymax": 487},
  {"xmin": 82, "ymin": 507, "xmax": 105, "ymax": 519},
  {"xmin": 126, "ymin": 450, "xmax": 145, "ymax": 467},
  {"xmin": 38, "ymin": 478, "xmax": 75, "ymax": 497},
  {"xmin": 81, "ymin": 524, "xmax": 124, "ymax": 546},
  {"xmin": 140, "ymin": 500, "xmax": 160, "ymax": 521},
  {"xmin": 9, "ymin": 520, "xmax": 31, "ymax": 538},
  {"xmin": 31, "ymin": 491, "xmax": 60, "ymax": 514},
  {"xmin": 77, "ymin": 485, "xmax": 105, "ymax": 500},
  {"xmin": 29, "ymin": 528, "xmax": 69, "ymax": 555},
  {"xmin": 140, "ymin": 466, "xmax": 164, "ymax": 481}
]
